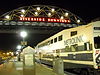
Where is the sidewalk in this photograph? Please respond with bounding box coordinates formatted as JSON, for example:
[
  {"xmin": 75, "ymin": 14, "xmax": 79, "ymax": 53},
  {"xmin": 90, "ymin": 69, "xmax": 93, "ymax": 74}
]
[{"xmin": 0, "ymin": 61, "xmax": 57, "ymax": 75}]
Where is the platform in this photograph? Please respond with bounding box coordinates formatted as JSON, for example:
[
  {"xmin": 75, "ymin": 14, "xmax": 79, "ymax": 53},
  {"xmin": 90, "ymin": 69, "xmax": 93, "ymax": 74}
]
[{"xmin": 0, "ymin": 59, "xmax": 58, "ymax": 75}]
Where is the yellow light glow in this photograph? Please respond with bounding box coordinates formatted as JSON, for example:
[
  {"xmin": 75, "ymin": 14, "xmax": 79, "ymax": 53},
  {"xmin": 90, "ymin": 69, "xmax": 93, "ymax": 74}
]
[
  {"xmin": 5, "ymin": 15, "xmax": 10, "ymax": 19},
  {"xmin": 77, "ymin": 19, "xmax": 80, "ymax": 23},
  {"xmin": 35, "ymin": 12, "xmax": 38, "ymax": 16},
  {"xmin": 65, "ymin": 12, "xmax": 68, "ymax": 17},
  {"xmin": 60, "ymin": 16, "xmax": 64, "ymax": 19},
  {"xmin": 21, "ymin": 15, "xmax": 24, "ymax": 17},
  {"xmin": 37, "ymin": 7, "xmax": 40, "ymax": 11},
  {"xmin": 7, "ymin": 53, "xmax": 9, "ymax": 55},
  {"xmin": 21, "ymin": 9, "xmax": 25, "ymax": 13},
  {"xmin": 48, "ymin": 13, "xmax": 51, "ymax": 17},
  {"xmin": 51, "ymin": 8, "xmax": 55, "ymax": 12}
]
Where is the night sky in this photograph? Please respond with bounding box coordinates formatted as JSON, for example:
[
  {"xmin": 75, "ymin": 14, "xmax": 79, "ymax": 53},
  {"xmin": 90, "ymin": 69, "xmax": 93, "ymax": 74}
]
[{"xmin": 0, "ymin": 0, "xmax": 100, "ymax": 51}]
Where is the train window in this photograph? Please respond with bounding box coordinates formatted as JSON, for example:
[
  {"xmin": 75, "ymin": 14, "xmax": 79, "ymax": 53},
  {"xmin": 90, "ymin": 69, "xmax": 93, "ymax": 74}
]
[
  {"xmin": 58, "ymin": 35, "xmax": 63, "ymax": 41},
  {"xmin": 54, "ymin": 37, "xmax": 57, "ymax": 43},
  {"xmin": 47, "ymin": 41, "xmax": 50, "ymax": 45},
  {"xmin": 71, "ymin": 31, "xmax": 77, "ymax": 36},
  {"xmin": 94, "ymin": 27, "xmax": 100, "ymax": 30},
  {"xmin": 50, "ymin": 39, "xmax": 53, "ymax": 44},
  {"xmin": 94, "ymin": 37, "xmax": 100, "ymax": 49}
]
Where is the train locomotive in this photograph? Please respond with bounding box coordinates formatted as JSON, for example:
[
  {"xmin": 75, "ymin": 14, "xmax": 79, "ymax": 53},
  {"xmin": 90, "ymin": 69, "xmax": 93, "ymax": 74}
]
[{"xmin": 35, "ymin": 21, "xmax": 100, "ymax": 75}]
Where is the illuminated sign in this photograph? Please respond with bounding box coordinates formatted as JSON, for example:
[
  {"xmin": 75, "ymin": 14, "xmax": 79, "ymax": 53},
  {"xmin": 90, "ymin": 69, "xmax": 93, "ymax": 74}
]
[{"xmin": 19, "ymin": 17, "xmax": 71, "ymax": 23}]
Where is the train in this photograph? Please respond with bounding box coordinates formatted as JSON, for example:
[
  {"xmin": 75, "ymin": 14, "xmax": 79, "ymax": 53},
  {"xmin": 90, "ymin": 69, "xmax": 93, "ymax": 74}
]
[{"xmin": 35, "ymin": 21, "xmax": 100, "ymax": 75}]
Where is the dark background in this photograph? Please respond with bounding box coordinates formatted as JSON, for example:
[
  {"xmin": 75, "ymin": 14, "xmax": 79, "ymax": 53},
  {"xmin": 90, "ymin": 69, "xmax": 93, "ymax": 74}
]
[{"xmin": 0, "ymin": 0, "xmax": 99, "ymax": 51}]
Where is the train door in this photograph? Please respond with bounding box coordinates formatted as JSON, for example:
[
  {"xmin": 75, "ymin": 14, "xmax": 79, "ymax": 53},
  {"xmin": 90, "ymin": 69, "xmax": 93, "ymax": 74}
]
[{"xmin": 94, "ymin": 36, "xmax": 100, "ymax": 69}]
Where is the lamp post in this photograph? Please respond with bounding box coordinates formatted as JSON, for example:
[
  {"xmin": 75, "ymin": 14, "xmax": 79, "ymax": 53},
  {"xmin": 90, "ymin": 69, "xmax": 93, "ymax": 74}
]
[
  {"xmin": 20, "ymin": 31, "xmax": 27, "ymax": 49},
  {"xmin": 17, "ymin": 45, "xmax": 22, "ymax": 61}
]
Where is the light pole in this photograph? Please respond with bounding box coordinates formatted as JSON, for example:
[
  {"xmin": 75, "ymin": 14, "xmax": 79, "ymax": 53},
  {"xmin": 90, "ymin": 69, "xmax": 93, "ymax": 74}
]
[
  {"xmin": 16, "ymin": 45, "xmax": 22, "ymax": 61},
  {"xmin": 20, "ymin": 31, "xmax": 27, "ymax": 49}
]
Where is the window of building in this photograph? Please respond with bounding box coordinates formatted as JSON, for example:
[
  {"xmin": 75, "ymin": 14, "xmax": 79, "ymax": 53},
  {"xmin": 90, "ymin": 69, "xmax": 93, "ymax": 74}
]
[
  {"xmin": 71, "ymin": 31, "xmax": 77, "ymax": 36},
  {"xmin": 58, "ymin": 35, "xmax": 63, "ymax": 41},
  {"xmin": 54, "ymin": 37, "xmax": 57, "ymax": 43}
]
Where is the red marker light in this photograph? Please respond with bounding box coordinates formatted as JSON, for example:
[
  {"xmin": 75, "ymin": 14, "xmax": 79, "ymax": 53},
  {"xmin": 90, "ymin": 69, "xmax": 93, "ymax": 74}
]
[
  {"xmin": 28, "ymin": 18, "xmax": 30, "ymax": 21},
  {"xmin": 31, "ymin": 18, "xmax": 33, "ymax": 21},
  {"xmin": 20, "ymin": 17, "xmax": 23, "ymax": 20}
]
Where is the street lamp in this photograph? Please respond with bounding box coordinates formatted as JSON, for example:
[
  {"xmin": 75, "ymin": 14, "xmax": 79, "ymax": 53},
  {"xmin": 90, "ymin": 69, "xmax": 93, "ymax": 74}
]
[
  {"xmin": 20, "ymin": 31, "xmax": 27, "ymax": 48},
  {"xmin": 17, "ymin": 45, "xmax": 22, "ymax": 50},
  {"xmin": 16, "ymin": 45, "xmax": 22, "ymax": 61},
  {"xmin": 20, "ymin": 31, "xmax": 27, "ymax": 38}
]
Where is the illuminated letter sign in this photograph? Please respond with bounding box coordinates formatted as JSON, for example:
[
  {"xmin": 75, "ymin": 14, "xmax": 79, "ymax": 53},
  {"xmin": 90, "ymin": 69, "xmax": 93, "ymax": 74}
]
[{"xmin": 19, "ymin": 17, "xmax": 70, "ymax": 23}]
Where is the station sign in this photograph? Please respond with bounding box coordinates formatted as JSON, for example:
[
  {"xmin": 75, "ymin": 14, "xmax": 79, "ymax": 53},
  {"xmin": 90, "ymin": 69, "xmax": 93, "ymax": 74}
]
[{"xmin": 19, "ymin": 17, "xmax": 71, "ymax": 23}]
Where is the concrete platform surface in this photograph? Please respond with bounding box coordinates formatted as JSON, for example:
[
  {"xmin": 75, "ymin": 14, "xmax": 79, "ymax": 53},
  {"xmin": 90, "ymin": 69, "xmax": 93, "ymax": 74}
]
[{"xmin": 0, "ymin": 61, "xmax": 58, "ymax": 75}]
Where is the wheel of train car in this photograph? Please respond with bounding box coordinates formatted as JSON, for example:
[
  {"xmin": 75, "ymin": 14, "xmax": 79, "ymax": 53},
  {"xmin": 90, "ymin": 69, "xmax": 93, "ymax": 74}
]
[{"xmin": 80, "ymin": 69, "xmax": 89, "ymax": 75}]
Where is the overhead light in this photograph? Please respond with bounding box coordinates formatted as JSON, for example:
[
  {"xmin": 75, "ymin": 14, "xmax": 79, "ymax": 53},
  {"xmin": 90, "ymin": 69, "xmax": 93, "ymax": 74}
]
[
  {"xmin": 21, "ymin": 9, "xmax": 25, "ymax": 13},
  {"xmin": 60, "ymin": 16, "xmax": 64, "ymax": 19},
  {"xmin": 35, "ymin": 12, "xmax": 38, "ymax": 15},
  {"xmin": 20, "ymin": 15, "xmax": 24, "ymax": 17},
  {"xmin": 37, "ymin": 7, "xmax": 40, "ymax": 11},
  {"xmin": 77, "ymin": 19, "xmax": 80, "ymax": 23},
  {"xmin": 65, "ymin": 12, "xmax": 68, "ymax": 17},
  {"xmin": 51, "ymin": 8, "xmax": 55, "ymax": 12},
  {"xmin": 17, "ymin": 45, "xmax": 22, "ymax": 50},
  {"xmin": 48, "ymin": 13, "xmax": 51, "ymax": 17},
  {"xmin": 5, "ymin": 15, "xmax": 10, "ymax": 19}
]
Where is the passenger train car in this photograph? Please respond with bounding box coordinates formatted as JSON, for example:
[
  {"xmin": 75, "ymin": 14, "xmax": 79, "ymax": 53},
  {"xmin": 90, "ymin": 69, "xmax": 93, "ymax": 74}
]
[{"xmin": 35, "ymin": 21, "xmax": 100, "ymax": 74}]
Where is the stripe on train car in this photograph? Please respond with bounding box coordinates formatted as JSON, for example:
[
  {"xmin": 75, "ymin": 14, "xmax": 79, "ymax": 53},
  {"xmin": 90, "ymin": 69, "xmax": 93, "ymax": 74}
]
[{"xmin": 41, "ymin": 58, "xmax": 94, "ymax": 65}]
